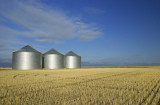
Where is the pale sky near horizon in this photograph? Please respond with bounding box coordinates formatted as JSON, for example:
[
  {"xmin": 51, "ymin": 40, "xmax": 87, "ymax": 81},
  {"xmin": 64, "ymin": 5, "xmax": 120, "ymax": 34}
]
[{"xmin": 0, "ymin": 0, "xmax": 160, "ymax": 66}]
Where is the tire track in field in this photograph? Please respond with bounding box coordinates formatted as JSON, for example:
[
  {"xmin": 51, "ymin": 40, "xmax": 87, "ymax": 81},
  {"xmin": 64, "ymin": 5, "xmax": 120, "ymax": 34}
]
[
  {"xmin": 0, "ymin": 71, "xmax": 116, "ymax": 89},
  {"xmin": 54, "ymin": 70, "xmax": 139, "ymax": 88},
  {"xmin": 138, "ymin": 80, "xmax": 160, "ymax": 105},
  {"xmin": 12, "ymin": 74, "xmax": 49, "ymax": 79},
  {"xmin": 13, "ymin": 74, "xmax": 27, "ymax": 78},
  {"xmin": 148, "ymin": 80, "xmax": 160, "ymax": 105},
  {"xmin": 0, "ymin": 70, "xmax": 139, "ymax": 100},
  {"xmin": 121, "ymin": 79, "xmax": 156, "ymax": 105},
  {"xmin": 158, "ymin": 99, "xmax": 160, "ymax": 105},
  {"xmin": 0, "ymin": 70, "xmax": 136, "ymax": 89}
]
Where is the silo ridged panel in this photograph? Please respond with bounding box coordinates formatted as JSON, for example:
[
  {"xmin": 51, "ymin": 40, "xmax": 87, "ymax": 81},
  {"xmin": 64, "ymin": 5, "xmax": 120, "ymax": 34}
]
[
  {"xmin": 44, "ymin": 54, "xmax": 64, "ymax": 69},
  {"xmin": 65, "ymin": 56, "xmax": 81, "ymax": 68},
  {"xmin": 12, "ymin": 45, "xmax": 42, "ymax": 70},
  {"xmin": 43, "ymin": 49, "xmax": 64, "ymax": 69},
  {"xmin": 64, "ymin": 51, "xmax": 81, "ymax": 68}
]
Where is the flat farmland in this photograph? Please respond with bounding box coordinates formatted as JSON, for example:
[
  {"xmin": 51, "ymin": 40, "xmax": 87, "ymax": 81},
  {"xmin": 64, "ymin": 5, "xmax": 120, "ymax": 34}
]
[{"xmin": 0, "ymin": 67, "xmax": 160, "ymax": 105}]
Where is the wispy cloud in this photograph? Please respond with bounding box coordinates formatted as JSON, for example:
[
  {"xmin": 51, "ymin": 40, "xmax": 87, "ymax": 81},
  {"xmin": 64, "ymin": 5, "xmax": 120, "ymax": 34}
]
[
  {"xmin": 0, "ymin": 0, "xmax": 102, "ymax": 44},
  {"xmin": 75, "ymin": 22, "xmax": 102, "ymax": 41}
]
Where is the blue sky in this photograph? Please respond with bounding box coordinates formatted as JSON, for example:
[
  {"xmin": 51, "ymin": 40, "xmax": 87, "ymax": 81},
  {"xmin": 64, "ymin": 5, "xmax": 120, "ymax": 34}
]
[{"xmin": 0, "ymin": 0, "xmax": 160, "ymax": 66}]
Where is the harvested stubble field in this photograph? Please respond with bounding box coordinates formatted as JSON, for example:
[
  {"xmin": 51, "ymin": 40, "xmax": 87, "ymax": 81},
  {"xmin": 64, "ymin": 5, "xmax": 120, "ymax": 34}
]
[{"xmin": 0, "ymin": 67, "xmax": 160, "ymax": 105}]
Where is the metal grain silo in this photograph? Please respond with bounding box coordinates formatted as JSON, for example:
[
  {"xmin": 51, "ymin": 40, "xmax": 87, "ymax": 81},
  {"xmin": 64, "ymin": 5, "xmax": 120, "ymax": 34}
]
[
  {"xmin": 43, "ymin": 48, "xmax": 64, "ymax": 69},
  {"xmin": 12, "ymin": 45, "xmax": 42, "ymax": 70},
  {"xmin": 65, "ymin": 51, "xmax": 81, "ymax": 68}
]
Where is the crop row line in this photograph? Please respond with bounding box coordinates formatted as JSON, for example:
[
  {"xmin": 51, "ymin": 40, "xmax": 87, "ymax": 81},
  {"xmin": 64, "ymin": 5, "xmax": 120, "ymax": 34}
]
[
  {"xmin": 138, "ymin": 80, "xmax": 160, "ymax": 105},
  {"xmin": 148, "ymin": 80, "xmax": 160, "ymax": 105}
]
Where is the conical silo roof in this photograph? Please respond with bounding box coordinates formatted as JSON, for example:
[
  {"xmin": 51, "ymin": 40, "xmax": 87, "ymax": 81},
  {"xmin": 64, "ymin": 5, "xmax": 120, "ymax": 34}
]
[
  {"xmin": 65, "ymin": 51, "xmax": 79, "ymax": 56},
  {"xmin": 14, "ymin": 45, "xmax": 41, "ymax": 53},
  {"xmin": 44, "ymin": 48, "xmax": 63, "ymax": 55}
]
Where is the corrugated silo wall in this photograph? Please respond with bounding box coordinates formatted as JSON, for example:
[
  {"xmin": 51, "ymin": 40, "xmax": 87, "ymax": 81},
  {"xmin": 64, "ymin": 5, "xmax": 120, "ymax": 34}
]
[
  {"xmin": 12, "ymin": 52, "xmax": 42, "ymax": 70},
  {"xmin": 44, "ymin": 54, "xmax": 64, "ymax": 69},
  {"xmin": 64, "ymin": 56, "xmax": 81, "ymax": 68}
]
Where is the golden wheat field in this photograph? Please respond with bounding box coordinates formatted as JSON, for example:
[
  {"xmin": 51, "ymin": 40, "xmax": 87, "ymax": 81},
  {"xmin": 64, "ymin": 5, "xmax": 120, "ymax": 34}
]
[{"xmin": 0, "ymin": 67, "xmax": 160, "ymax": 105}]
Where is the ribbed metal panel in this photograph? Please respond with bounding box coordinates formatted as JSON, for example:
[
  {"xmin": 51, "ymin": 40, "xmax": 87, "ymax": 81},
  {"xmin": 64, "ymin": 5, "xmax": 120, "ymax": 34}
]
[
  {"xmin": 44, "ymin": 54, "xmax": 64, "ymax": 69},
  {"xmin": 43, "ymin": 49, "xmax": 64, "ymax": 69},
  {"xmin": 65, "ymin": 51, "xmax": 81, "ymax": 68},
  {"xmin": 12, "ymin": 45, "xmax": 42, "ymax": 70},
  {"xmin": 12, "ymin": 52, "xmax": 42, "ymax": 70}
]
